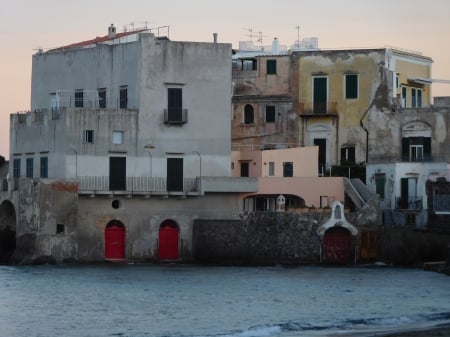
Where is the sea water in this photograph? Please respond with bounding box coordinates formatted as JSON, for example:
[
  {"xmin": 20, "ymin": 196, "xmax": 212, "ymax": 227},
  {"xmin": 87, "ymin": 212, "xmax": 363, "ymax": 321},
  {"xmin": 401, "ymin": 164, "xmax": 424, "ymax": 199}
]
[{"xmin": 0, "ymin": 264, "xmax": 449, "ymax": 337}]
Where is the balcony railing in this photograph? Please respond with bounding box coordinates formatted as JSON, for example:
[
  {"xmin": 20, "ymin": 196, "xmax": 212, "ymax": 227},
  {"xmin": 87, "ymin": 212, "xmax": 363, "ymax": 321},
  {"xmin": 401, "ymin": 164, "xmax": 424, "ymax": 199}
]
[
  {"xmin": 395, "ymin": 196, "xmax": 422, "ymax": 210},
  {"xmin": 298, "ymin": 102, "xmax": 338, "ymax": 116},
  {"xmin": 164, "ymin": 109, "xmax": 188, "ymax": 124},
  {"xmin": 433, "ymin": 195, "xmax": 450, "ymax": 213},
  {"xmin": 368, "ymin": 154, "xmax": 445, "ymax": 163},
  {"xmin": 78, "ymin": 176, "xmax": 200, "ymax": 194}
]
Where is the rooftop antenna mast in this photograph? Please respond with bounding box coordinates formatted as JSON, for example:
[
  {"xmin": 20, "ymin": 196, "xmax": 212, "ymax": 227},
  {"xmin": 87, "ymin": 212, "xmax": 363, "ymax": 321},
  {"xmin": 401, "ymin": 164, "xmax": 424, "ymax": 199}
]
[
  {"xmin": 295, "ymin": 25, "xmax": 300, "ymax": 48},
  {"xmin": 257, "ymin": 31, "xmax": 267, "ymax": 49}
]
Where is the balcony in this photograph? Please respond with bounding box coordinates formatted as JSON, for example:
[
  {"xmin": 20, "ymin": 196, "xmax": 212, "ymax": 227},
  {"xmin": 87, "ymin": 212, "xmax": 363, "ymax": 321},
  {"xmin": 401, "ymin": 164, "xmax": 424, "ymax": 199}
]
[
  {"xmin": 78, "ymin": 176, "xmax": 200, "ymax": 196},
  {"xmin": 396, "ymin": 196, "xmax": 423, "ymax": 210},
  {"xmin": 368, "ymin": 154, "xmax": 445, "ymax": 164},
  {"xmin": 164, "ymin": 109, "xmax": 188, "ymax": 125},
  {"xmin": 298, "ymin": 102, "xmax": 338, "ymax": 116}
]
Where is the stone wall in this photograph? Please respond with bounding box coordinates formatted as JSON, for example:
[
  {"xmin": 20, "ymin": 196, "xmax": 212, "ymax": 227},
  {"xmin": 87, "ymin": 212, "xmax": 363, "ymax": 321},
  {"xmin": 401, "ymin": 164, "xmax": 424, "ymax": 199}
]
[
  {"xmin": 193, "ymin": 211, "xmax": 356, "ymax": 265},
  {"xmin": 379, "ymin": 227, "xmax": 450, "ymax": 265}
]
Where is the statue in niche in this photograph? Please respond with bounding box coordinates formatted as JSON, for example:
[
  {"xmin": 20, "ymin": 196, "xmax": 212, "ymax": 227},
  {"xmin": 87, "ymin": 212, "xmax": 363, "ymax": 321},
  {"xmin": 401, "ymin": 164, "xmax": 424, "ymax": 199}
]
[{"xmin": 335, "ymin": 205, "xmax": 341, "ymax": 219}]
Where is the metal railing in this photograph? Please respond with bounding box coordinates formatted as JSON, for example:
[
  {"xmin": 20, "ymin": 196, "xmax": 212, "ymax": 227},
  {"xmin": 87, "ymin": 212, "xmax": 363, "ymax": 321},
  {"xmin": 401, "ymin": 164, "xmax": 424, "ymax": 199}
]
[
  {"xmin": 78, "ymin": 176, "xmax": 199, "ymax": 193},
  {"xmin": 395, "ymin": 196, "xmax": 422, "ymax": 210}
]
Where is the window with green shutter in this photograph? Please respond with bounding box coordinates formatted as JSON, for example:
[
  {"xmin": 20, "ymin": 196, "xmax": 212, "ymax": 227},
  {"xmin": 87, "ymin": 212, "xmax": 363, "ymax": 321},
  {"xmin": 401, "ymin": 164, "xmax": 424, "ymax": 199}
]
[
  {"xmin": 267, "ymin": 60, "xmax": 277, "ymax": 75},
  {"xmin": 345, "ymin": 74, "xmax": 358, "ymax": 99}
]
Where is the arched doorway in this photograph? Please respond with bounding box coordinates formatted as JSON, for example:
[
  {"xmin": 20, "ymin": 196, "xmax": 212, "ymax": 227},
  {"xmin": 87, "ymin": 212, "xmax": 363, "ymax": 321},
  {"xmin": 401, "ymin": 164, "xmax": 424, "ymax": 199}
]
[
  {"xmin": 104, "ymin": 220, "xmax": 125, "ymax": 260},
  {"xmin": 323, "ymin": 226, "xmax": 351, "ymax": 265},
  {"xmin": 0, "ymin": 200, "xmax": 16, "ymax": 264},
  {"xmin": 158, "ymin": 220, "xmax": 179, "ymax": 260}
]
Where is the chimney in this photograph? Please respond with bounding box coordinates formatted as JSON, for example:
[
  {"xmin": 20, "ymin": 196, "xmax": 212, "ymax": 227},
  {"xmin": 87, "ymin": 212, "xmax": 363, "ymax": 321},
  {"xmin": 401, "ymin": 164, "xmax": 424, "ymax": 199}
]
[
  {"xmin": 272, "ymin": 37, "xmax": 280, "ymax": 54},
  {"xmin": 213, "ymin": 33, "xmax": 218, "ymax": 43},
  {"xmin": 108, "ymin": 24, "xmax": 117, "ymax": 38}
]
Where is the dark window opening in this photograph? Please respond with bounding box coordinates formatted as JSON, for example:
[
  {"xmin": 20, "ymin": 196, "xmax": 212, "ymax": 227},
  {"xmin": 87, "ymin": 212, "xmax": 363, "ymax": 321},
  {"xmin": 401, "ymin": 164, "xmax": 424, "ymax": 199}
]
[
  {"xmin": 109, "ymin": 157, "xmax": 126, "ymax": 190},
  {"xmin": 240, "ymin": 162, "xmax": 249, "ymax": 177},
  {"xmin": 40, "ymin": 157, "xmax": 48, "ymax": 178},
  {"xmin": 13, "ymin": 159, "xmax": 20, "ymax": 178},
  {"xmin": 265, "ymin": 106, "xmax": 276, "ymax": 123},
  {"xmin": 74, "ymin": 89, "xmax": 84, "ymax": 108},
  {"xmin": 167, "ymin": 158, "xmax": 184, "ymax": 192},
  {"xmin": 84, "ymin": 130, "xmax": 94, "ymax": 143},
  {"xmin": 119, "ymin": 86, "xmax": 128, "ymax": 109},
  {"xmin": 340, "ymin": 146, "xmax": 356, "ymax": 164},
  {"xmin": 98, "ymin": 88, "xmax": 106, "ymax": 108},
  {"xmin": 167, "ymin": 88, "xmax": 183, "ymax": 122},
  {"xmin": 56, "ymin": 224, "xmax": 65, "ymax": 234},
  {"xmin": 402, "ymin": 137, "xmax": 431, "ymax": 162},
  {"xmin": 313, "ymin": 77, "xmax": 327, "ymax": 114},
  {"xmin": 267, "ymin": 59, "xmax": 277, "ymax": 75},
  {"xmin": 375, "ymin": 174, "xmax": 386, "ymax": 199},
  {"xmin": 283, "ymin": 162, "xmax": 293, "ymax": 177},
  {"xmin": 26, "ymin": 158, "xmax": 33, "ymax": 178},
  {"xmin": 345, "ymin": 74, "xmax": 358, "ymax": 99},
  {"xmin": 244, "ymin": 104, "xmax": 254, "ymax": 124},
  {"xmin": 314, "ymin": 138, "xmax": 327, "ymax": 175}
]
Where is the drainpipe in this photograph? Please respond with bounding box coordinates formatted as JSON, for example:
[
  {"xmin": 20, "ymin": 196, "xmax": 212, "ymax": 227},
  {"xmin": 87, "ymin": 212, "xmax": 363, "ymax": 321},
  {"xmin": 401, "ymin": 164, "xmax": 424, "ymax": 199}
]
[{"xmin": 360, "ymin": 106, "xmax": 370, "ymax": 165}]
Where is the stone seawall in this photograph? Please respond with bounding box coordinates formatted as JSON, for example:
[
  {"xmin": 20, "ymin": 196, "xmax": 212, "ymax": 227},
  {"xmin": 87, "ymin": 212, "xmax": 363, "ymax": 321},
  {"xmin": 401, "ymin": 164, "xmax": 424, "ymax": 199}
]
[{"xmin": 193, "ymin": 211, "xmax": 348, "ymax": 265}]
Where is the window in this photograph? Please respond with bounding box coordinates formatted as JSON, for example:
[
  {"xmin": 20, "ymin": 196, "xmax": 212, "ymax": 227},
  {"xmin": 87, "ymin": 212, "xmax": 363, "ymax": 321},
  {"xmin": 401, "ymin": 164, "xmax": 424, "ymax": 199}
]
[
  {"xmin": 112, "ymin": 131, "xmax": 124, "ymax": 145},
  {"xmin": 84, "ymin": 130, "xmax": 94, "ymax": 143},
  {"xmin": 74, "ymin": 89, "xmax": 83, "ymax": 108},
  {"xmin": 268, "ymin": 162, "xmax": 275, "ymax": 176},
  {"xmin": 240, "ymin": 162, "xmax": 249, "ymax": 177},
  {"xmin": 267, "ymin": 59, "xmax": 277, "ymax": 75},
  {"xmin": 345, "ymin": 74, "xmax": 358, "ymax": 99},
  {"xmin": 119, "ymin": 86, "xmax": 128, "ymax": 109},
  {"xmin": 401, "ymin": 86, "xmax": 407, "ymax": 108},
  {"xmin": 340, "ymin": 146, "xmax": 356, "ymax": 164},
  {"xmin": 313, "ymin": 77, "xmax": 327, "ymax": 114},
  {"xmin": 26, "ymin": 158, "xmax": 34, "ymax": 178},
  {"xmin": 265, "ymin": 106, "xmax": 276, "ymax": 123},
  {"xmin": 56, "ymin": 224, "xmax": 65, "ymax": 234},
  {"xmin": 283, "ymin": 162, "xmax": 293, "ymax": 177},
  {"xmin": 167, "ymin": 88, "xmax": 183, "ymax": 122},
  {"xmin": 40, "ymin": 157, "xmax": 48, "ymax": 178},
  {"xmin": 375, "ymin": 174, "xmax": 386, "ymax": 199},
  {"xmin": 244, "ymin": 104, "xmax": 254, "ymax": 124},
  {"xmin": 412, "ymin": 88, "xmax": 423, "ymax": 108},
  {"xmin": 13, "ymin": 159, "xmax": 20, "ymax": 178},
  {"xmin": 98, "ymin": 88, "xmax": 106, "ymax": 108},
  {"xmin": 402, "ymin": 137, "xmax": 430, "ymax": 162}
]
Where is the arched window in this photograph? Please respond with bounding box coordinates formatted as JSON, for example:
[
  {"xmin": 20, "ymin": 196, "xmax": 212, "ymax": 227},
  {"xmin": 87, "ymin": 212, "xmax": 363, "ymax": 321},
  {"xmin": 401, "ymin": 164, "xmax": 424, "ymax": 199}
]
[{"xmin": 244, "ymin": 104, "xmax": 254, "ymax": 124}]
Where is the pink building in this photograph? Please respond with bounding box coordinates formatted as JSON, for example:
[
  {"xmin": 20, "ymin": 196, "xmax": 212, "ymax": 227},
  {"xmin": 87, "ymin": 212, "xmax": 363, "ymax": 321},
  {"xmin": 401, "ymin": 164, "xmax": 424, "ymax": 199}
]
[{"xmin": 232, "ymin": 147, "xmax": 345, "ymax": 211}]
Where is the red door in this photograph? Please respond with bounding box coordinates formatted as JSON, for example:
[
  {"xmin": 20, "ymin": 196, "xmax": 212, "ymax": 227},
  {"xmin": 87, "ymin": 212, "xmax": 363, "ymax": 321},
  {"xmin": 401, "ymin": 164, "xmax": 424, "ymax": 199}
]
[
  {"xmin": 323, "ymin": 226, "xmax": 351, "ymax": 264},
  {"xmin": 104, "ymin": 221, "xmax": 125, "ymax": 260},
  {"xmin": 159, "ymin": 221, "xmax": 179, "ymax": 260}
]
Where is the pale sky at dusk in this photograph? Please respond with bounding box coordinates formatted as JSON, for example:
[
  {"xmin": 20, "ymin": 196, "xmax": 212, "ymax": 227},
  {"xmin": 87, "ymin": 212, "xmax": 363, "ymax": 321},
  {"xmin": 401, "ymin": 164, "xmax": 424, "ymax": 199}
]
[{"xmin": 1, "ymin": 0, "xmax": 449, "ymax": 159}]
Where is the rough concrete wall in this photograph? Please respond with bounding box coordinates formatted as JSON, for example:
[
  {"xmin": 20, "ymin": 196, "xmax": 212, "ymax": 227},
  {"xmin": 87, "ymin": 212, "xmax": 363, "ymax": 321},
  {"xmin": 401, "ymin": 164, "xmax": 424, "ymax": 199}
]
[{"xmin": 12, "ymin": 179, "xmax": 78, "ymax": 264}]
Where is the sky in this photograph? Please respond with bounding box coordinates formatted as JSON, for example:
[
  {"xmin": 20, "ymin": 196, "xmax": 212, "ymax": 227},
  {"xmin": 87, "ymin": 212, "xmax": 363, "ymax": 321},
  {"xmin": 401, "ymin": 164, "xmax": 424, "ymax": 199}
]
[{"xmin": 1, "ymin": 0, "xmax": 449, "ymax": 160}]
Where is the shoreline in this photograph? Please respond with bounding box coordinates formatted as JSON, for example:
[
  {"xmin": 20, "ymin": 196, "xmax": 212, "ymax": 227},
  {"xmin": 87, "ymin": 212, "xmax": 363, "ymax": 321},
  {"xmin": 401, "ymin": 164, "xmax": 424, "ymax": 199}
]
[{"xmin": 328, "ymin": 323, "xmax": 450, "ymax": 337}]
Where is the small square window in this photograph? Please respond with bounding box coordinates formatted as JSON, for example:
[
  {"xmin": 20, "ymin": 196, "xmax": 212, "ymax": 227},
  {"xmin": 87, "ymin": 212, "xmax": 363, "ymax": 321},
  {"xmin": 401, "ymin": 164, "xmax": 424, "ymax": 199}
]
[
  {"xmin": 56, "ymin": 224, "xmax": 65, "ymax": 234},
  {"xmin": 84, "ymin": 130, "xmax": 94, "ymax": 143},
  {"xmin": 112, "ymin": 131, "xmax": 124, "ymax": 145},
  {"xmin": 265, "ymin": 106, "xmax": 276, "ymax": 123}
]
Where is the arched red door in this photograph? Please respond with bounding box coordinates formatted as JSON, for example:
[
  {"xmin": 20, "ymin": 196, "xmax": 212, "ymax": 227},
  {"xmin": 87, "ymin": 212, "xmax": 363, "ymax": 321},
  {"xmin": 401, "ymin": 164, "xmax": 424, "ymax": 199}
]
[
  {"xmin": 104, "ymin": 220, "xmax": 125, "ymax": 260},
  {"xmin": 323, "ymin": 226, "xmax": 351, "ymax": 264},
  {"xmin": 158, "ymin": 220, "xmax": 179, "ymax": 260}
]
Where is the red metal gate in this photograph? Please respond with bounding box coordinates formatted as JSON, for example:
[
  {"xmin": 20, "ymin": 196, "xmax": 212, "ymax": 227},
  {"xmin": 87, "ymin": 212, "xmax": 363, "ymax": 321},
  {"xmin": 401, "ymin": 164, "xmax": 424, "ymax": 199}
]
[
  {"xmin": 159, "ymin": 221, "xmax": 179, "ymax": 260},
  {"xmin": 323, "ymin": 226, "xmax": 351, "ymax": 264},
  {"xmin": 104, "ymin": 221, "xmax": 125, "ymax": 260}
]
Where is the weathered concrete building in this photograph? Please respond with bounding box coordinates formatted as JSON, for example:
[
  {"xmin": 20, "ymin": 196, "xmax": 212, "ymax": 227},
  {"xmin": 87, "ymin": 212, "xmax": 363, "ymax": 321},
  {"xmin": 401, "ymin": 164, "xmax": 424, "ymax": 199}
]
[{"xmin": 1, "ymin": 26, "xmax": 257, "ymax": 264}]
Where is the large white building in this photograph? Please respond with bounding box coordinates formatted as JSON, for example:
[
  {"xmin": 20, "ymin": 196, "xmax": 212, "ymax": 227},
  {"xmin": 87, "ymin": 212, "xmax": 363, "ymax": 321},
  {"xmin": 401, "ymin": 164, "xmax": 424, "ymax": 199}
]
[{"xmin": 3, "ymin": 25, "xmax": 256, "ymax": 263}]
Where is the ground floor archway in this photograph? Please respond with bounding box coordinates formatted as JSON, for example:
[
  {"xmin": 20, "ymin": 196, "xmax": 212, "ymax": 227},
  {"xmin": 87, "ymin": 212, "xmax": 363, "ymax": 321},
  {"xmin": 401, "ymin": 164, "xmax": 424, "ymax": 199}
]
[
  {"xmin": 104, "ymin": 220, "xmax": 126, "ymax": 260},
  {"xmin": 323, "ymin": 226, "xmax": 351, "ymax": 264},
  {"xmin": 158, "ymin": 220, "xmax": 179, "ymax": 260},
  {"xmin": 0, "ymin": 200, "xmax": 16, "ymax": 264}
]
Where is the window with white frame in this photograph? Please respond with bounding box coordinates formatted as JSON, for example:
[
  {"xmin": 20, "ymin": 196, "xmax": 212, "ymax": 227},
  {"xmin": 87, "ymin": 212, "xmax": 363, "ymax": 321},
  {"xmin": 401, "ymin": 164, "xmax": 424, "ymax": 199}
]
[{"xmin": 268, "ymin": 162, "xmax": 275, "ymax": 176}]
